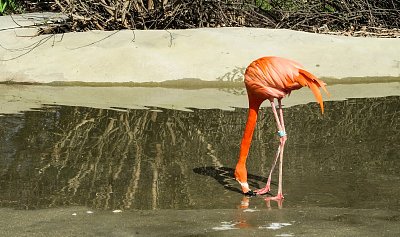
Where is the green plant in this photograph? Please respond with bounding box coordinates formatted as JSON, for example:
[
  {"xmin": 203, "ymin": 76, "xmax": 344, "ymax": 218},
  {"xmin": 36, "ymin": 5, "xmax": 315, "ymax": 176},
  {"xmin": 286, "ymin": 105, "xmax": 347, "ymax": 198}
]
[
  {"xmin": 0, "ymin": 0, "xmax": 7, "ymax": 14},
  {"xmin": 256, "ymin": 0, "xmax": 273, "ymax": 11},
  {"xmin": 255, "ymin": 0, "xmax": 302, "ymax": 12},
  {"xmin": 323, "ymin": 4, "xmax": 336, "ymax": 13},
  {"xmin": 0, "ymin": 0, "xmax": 16, "ymax": 15}
]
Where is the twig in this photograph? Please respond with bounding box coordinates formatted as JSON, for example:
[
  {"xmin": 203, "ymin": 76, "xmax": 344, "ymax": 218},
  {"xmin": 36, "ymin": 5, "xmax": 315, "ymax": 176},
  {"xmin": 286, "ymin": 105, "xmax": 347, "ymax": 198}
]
[
  {"xmin": 68, "ymin": 30, "xmax": 120, "ymax": 50},
  {"xmin": 0, "ymin": 34, "xmax": 55, "ymax": 61}
]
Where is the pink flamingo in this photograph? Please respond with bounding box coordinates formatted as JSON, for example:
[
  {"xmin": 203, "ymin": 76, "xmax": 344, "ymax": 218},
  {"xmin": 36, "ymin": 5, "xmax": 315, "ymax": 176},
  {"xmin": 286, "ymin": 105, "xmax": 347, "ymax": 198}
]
[{"xmin": 234, "ymin": 56, "xmax": 329, "ymax": 200}]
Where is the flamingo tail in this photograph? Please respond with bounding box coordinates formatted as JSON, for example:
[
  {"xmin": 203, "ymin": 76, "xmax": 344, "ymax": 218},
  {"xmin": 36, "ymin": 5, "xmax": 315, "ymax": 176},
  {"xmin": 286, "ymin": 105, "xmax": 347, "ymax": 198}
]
[{"xmin": 298, "ymin": 69, "xmax": 330, "ymax": 114}]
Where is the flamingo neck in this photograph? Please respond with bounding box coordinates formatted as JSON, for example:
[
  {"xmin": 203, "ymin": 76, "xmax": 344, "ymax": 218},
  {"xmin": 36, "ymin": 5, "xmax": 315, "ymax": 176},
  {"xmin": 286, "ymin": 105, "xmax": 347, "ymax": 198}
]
[{"xmin": 238, "ymin": 98, "xmax": 262, "ymax": 165}]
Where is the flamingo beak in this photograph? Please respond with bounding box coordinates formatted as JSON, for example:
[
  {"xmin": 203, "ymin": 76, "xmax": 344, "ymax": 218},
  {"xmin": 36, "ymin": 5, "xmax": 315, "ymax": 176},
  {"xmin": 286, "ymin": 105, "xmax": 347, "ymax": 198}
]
[
  {"xmin": 244, "ymin": 190, "xmax": 256, "ymax": 196},
  {"xmin": 237, "ymin": 180, "xmax": 256, "ymax": 196}
]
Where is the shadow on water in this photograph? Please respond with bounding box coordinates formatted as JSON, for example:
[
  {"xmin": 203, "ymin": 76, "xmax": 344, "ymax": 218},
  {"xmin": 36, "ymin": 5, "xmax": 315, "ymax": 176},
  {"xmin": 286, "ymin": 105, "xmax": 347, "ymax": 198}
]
[
  {"xmin": 0, "ymin": 96, "xmax": 399, "ymax": 211},
  {"xmin": 192, "ymin": 166, "xmax": 270, "ymax": 194}
]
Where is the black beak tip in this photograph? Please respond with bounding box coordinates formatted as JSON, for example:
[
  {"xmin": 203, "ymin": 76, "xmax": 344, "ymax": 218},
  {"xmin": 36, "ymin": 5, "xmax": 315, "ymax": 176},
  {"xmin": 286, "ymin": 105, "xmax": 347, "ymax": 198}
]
[{"xmin": 244, "ymin": 190, "xmax": 256, "ymax": 196}]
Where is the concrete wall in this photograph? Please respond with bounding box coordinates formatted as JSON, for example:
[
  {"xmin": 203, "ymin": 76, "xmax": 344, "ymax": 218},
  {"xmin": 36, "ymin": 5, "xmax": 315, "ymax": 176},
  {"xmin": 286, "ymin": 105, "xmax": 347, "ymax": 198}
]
[{"xmin": 1, "ymin": 13, "xmax": 399, "ymax": 84}]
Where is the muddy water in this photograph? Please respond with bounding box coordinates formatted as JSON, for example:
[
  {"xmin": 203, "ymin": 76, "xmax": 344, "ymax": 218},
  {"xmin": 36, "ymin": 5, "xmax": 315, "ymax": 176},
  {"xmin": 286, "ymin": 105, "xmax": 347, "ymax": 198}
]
[{"xmin": 0, "ymin": 96, "xmax": 399, "ymax": 236}]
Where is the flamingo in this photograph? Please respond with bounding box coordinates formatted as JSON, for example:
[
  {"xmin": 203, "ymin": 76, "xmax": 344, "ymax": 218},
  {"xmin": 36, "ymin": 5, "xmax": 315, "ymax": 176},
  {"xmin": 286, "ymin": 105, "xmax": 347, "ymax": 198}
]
[{"xmin": 234, "ymin": 56, "xmax": 329, "ymax": 199}]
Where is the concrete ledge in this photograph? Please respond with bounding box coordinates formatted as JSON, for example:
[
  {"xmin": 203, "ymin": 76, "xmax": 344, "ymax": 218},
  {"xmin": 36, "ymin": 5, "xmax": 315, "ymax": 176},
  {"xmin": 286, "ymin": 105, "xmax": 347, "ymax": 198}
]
[{"xmin": 1, "ymin": 13, "xmax": 399, "ymax": 84}]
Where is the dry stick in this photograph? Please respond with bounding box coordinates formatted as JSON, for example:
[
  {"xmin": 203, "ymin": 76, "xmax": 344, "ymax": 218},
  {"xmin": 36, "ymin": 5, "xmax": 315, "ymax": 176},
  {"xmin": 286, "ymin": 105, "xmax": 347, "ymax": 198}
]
[
  {"xmin": 0, "ymin": 31, "xmax": 52, "ymax": 52},
  {"xmin": 0, "ymin": 34, "xmax": 55, "ymax": 61},
  {"xmin": 165, "ymin": 30, "xmax": 174, "ymax": 47},
  {"xmin": 131, "ymin": 29, "xmax": 136, "ymax": 42},
  {"xmin": 244, "ymin": 10, "xmax": 276, "ymax": 26},
  {"xmin": 197, "ymin": 1, "xmax": 203, "ymax": 27},
  {"xmin": 54, "ymin": 0, "xmax": 66, "ymax": 12},
  {"xmin": 68, "ymin": 30, "xmax": 120, "ymax": 50},
  {"xmin": 121, "ymin": 0, "xmax": 131, "ymax": 28},
  {"xmin": 135, "ymin": 0, "xmax": 147, "ymax": 13},
  {"xmin": 162, "ymin": 3, "xmax": 183, "ymax": 29},
  {"xmin": 100, "ymin": 0, "xmax": 115, "ymax": 16},
  {"xmin": 48, "ymin": 0, "xmax": 400, "ymax": 33},
  {"xmin": 147, "ymin": 9, "xmax": 165, "ymax": 29},
  {"xmin": 95, "ymin": 21, "xmax": 105, "ymax": 30}
]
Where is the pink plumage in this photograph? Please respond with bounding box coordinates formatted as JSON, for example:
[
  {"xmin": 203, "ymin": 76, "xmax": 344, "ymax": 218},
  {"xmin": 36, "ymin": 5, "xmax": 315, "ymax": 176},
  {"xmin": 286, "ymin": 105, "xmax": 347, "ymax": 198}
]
[
  {"xmin": 244, "ymin": 56, "xmax": 328, "ymax": 113},
  {"xmin": 234, "ymin": 56, "xmax": 330, "ymax": 201}
]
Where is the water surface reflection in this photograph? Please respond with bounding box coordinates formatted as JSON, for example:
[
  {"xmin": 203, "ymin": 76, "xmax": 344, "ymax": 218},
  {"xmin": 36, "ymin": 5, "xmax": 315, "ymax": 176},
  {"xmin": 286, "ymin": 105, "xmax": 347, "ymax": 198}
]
[{"xmin": 0, "ymin": 96, "xmax": 399, "ymax": 211}]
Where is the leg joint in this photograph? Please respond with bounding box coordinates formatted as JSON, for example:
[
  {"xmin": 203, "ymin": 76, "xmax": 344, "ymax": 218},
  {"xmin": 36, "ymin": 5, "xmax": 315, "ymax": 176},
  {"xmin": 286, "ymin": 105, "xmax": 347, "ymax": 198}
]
[{"xmin": 278, "ymin": 130, "xmax": 287, "ymax": 137}]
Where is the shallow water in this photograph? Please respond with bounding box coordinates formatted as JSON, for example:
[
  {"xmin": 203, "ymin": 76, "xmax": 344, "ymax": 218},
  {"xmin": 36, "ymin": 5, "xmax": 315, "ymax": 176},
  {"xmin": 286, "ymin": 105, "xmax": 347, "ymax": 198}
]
[{"xmin": 0, "ymin": 96, "xmax": 399, "ymax": 236}]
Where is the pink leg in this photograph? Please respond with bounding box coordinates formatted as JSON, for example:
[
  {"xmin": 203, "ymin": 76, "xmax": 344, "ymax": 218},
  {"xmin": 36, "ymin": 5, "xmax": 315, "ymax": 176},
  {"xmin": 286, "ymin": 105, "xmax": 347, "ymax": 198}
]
[
  {"xmin": 278, "ymin": 99, "xmax": 286, "ymax": 134},
  {"xmin": 255, "ymin": 145, "xmax": 280, "ymax": 194},
  {"xmin": 256, "ymin": 99, "xmax": 287, "ymax": 199},
  {"xmin": 268, "ymin": 138, "xmax": 285, "ymax": 200},
  {"xmin": 272, "ymin": 99, "xmax": 286, "ymax": 199}
]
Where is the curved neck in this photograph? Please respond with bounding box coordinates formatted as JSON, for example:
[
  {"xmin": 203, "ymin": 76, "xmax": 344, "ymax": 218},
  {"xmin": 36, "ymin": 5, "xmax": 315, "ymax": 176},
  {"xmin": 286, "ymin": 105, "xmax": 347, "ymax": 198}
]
[{"xmin": 237, "ymin": 98, "xmax": 262, "ymax": 165}]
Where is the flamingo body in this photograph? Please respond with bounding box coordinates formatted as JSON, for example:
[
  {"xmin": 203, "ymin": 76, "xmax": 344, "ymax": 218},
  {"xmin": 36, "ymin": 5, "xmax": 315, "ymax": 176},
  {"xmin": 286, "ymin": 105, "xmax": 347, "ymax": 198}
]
[
  {"xmin": 244, "ymin": 56, "xmax": 328, "ymax": 112},
  {"xmin": 235, "ymin": 56, "xmax": 329, "ymax": 198}
]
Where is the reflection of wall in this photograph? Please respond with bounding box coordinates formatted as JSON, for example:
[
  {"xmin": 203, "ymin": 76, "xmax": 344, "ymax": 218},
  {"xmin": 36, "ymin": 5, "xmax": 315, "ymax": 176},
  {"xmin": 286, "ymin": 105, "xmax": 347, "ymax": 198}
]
[{"xmin": 0, "ymin": 96, "xmax": 399, "ymax": 210}]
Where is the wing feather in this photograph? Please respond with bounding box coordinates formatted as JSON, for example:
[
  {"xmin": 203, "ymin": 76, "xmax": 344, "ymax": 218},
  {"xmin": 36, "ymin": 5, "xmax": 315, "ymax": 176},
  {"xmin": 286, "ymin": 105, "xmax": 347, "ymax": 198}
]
[
  {"xmin": 299, "ymin": 69, "xmax": 330, "ymax": 96},
  {"xmin": 258, "ymin": 61, "xmax": 274, "ymax": 86},
  {"xmin": 267, "ymin": 62, "xmax": 285, "ymax": 88},
  {"xmin": 272, "ymin": 59, "xmax": 291, "ymax": 87},
  {"xmin": 308, "ymin": 81, "xmax": 324, "ymax": 113},
  {"xmin": 244, "ymin": 56, "xmax": 330, "ymax": 114}
]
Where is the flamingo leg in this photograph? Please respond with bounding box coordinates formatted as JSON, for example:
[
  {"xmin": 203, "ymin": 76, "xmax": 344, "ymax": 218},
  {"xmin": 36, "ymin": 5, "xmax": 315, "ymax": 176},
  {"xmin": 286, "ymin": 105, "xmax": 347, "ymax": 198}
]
[
  {"xmin": 270, "ymin": 99, "xmax": 287, "ymax": 200},
  {"xmin": 256, "ymin": 99, "xmax": 286, "ymax": 200},
  {"xmin": 255, "ymin": 144, "xmax": 280, "ymax": 195},
  {"xmin": 278, "ymin": 99, "xmax": 286, "ymax": 133},
  {"xmin": 278, "ymin": 99, "xmax": 287, "ymax": 198},
  {"xmin": 273, "ymin": 135, "xmax": 286, "ymax": 200}
]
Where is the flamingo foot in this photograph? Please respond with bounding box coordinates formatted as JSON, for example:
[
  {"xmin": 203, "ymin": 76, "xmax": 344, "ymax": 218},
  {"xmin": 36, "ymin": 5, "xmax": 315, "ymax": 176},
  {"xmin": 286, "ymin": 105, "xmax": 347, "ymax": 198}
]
[
  {"xmin": 265, "ymin": 196, "xmax": 284, "ymax": 209},
  {"xmin": 265, "ymin": 193, "xmax": 284, "ymax": 201},
  {"xmin": 254, "ymin": 185, "xmax": 270, "ymax": 195}
]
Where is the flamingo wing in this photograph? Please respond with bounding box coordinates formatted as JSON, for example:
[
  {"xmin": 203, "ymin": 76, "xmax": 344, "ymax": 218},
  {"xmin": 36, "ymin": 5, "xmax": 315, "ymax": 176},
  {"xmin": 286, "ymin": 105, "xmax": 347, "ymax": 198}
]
[{"xmin": 245, "ymin": 56, "xmax": 329, "ymax": 113}]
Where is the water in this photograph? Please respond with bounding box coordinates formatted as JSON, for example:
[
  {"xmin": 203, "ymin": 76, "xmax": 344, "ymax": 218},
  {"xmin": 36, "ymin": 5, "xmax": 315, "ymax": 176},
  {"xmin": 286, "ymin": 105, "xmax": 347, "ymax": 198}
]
[{"xmin": 0, "ymin": 96, "xmax": 399, "ymax": 236}]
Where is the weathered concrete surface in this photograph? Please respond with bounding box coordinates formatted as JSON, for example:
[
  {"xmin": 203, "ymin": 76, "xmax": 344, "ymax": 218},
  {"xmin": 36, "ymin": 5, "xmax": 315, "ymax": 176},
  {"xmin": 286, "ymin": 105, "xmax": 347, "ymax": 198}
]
[
  {"xmin": 1, "ymin": 206, "xmax": 399, "ymax": 237},
  {"xmin": 1, "ymin": 13, "xmax": 399, "ymax": 84}
]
